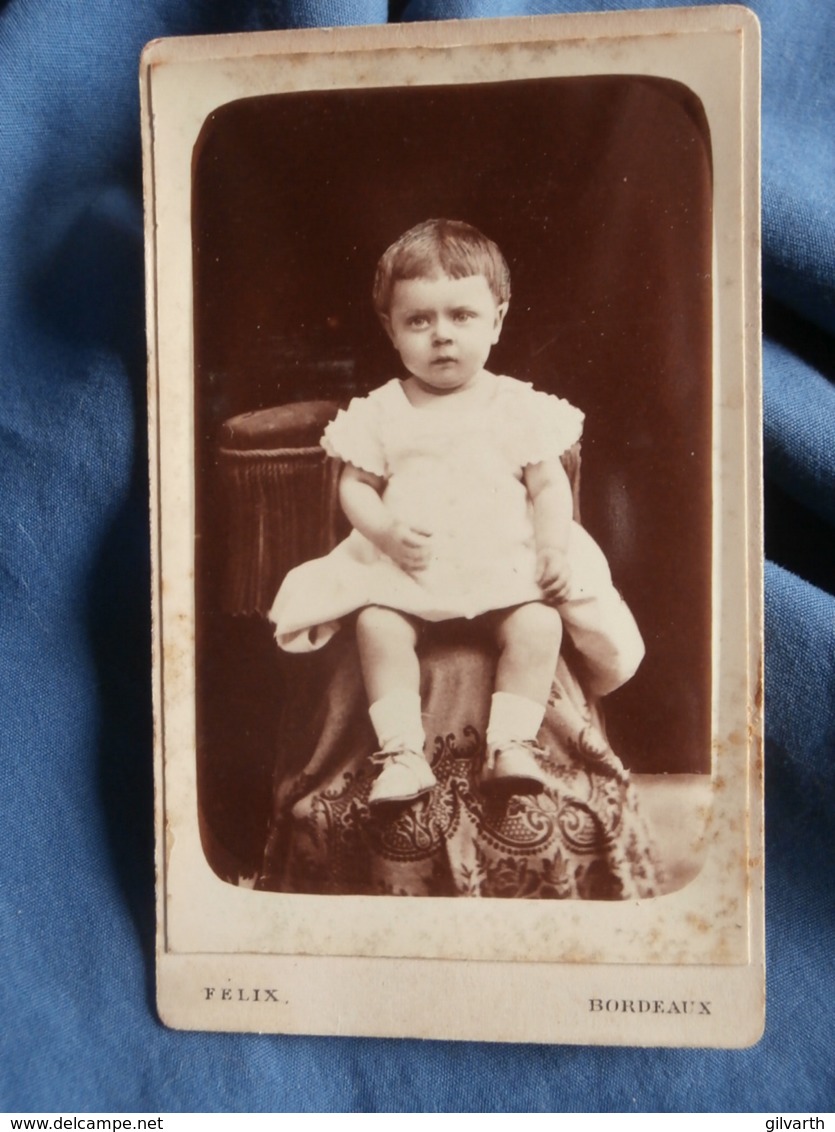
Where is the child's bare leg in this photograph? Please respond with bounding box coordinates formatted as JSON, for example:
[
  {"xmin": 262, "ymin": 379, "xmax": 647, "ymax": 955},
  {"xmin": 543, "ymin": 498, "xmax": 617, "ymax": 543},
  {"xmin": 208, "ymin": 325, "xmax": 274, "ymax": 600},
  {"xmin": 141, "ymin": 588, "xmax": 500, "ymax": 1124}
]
[
  {"xmin": 355, "ymin": 605, "xmax": 435, "ymax": 804},
  {"xmin": 356, "ymin": 605, "xmax": 421, "ymax": 702},
  {"xmin": 483, "ymin": 602, "xmax": 563, "ymax": 794},
  {"xmin": 494, "ymin": 601, "xmax": 563, "ymax": 703}
]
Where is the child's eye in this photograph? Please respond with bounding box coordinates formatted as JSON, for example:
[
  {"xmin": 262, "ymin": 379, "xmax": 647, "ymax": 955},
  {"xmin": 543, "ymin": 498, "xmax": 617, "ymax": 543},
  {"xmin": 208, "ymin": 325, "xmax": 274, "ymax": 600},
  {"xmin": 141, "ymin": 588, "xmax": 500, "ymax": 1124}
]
[
  {"xmin": 453, "ymin": 311, "xmax": 476, "ymax": 322},
  {"xmin": 407, "ymin": 315, "xmax": 429, "ymax": 328}
]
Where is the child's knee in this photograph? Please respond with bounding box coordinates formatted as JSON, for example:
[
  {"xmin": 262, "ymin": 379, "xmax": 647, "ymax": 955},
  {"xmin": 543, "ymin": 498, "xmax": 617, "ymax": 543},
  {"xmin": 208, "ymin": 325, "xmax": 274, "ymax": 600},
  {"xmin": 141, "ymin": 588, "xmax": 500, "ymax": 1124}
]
[
  {"xmin": 500, "ymin": 602, "xmax": 563, "ymax": 660},
  {"xmin": 356, "ymin": 604, "xmax": 418, "ymax": 646}
]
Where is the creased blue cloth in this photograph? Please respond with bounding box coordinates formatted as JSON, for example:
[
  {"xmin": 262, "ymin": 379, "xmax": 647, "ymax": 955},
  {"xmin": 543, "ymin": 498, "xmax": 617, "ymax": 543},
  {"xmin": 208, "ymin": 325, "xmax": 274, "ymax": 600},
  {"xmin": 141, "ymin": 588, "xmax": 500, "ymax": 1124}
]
[{"xmin": 1, "ymin": 0, "xmax": 833, "ymax": 1114}]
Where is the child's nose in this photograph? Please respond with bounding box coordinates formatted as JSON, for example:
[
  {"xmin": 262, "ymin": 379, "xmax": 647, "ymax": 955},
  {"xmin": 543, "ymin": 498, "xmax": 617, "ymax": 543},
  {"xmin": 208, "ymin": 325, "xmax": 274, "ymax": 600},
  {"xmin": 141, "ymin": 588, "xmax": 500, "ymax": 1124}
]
[{"xmin": 433, "ymin": 319, "xmax": 454, "ymax": 343}]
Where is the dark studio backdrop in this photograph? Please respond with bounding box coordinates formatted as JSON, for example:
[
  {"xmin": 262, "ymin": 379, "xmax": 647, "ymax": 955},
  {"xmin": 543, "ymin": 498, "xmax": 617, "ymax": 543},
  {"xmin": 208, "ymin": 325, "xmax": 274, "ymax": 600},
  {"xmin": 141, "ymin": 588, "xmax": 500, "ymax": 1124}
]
[{"xmin": 191, "ymin": 75, "xmax": 713, "ymax": 879}]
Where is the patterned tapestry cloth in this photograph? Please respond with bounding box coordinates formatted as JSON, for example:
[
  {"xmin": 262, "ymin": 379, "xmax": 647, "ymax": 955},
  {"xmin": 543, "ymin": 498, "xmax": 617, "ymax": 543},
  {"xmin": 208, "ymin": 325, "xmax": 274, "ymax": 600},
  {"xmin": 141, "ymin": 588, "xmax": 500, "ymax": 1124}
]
[
  {"xmin": 1, "ymin": 0, "xmax": 833, "ymax": 1115},
  {"xmin": 259, "ymin": 630, "xmax": 660, "ymax": 900}
]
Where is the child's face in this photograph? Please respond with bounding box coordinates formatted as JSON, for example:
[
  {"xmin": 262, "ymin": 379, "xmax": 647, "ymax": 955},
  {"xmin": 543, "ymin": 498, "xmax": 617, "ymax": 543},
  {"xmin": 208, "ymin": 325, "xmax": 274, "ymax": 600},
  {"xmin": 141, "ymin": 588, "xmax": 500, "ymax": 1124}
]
[{"xmin": 383, "ymin": 273, "xmax": 508, "ymax": 392}]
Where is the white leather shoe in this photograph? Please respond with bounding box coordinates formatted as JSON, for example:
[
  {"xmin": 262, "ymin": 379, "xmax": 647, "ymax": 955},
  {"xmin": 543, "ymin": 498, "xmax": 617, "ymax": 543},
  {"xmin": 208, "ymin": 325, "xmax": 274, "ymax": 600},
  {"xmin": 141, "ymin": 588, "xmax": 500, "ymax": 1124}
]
[
  {"xmin": 368, "ymin": 749, "xmax": 436, "ymax": 806},
  {"xmin": 482, "ymin": 740, "xmax": 547, "ymax": 795}
]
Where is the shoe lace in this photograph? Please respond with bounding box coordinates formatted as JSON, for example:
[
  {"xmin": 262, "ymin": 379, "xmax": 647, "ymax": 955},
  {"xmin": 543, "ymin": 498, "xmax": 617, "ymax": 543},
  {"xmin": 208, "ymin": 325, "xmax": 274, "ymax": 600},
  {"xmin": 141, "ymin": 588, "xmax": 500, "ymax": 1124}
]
[
  {"xmin": 484, "ymin": 738, "xmax": 545, "ymax": 773},
  {"xmin": 368, "ymin": 747, "xmax": 423, "ymax": 768}
]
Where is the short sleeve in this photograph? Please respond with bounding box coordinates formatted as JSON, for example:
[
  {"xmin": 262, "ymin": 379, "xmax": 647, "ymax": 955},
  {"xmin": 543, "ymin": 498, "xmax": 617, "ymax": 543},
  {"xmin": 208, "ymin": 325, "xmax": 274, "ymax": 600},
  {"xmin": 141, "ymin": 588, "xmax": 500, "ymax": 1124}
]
[
  {"xmin": 321, "ymin": 392, "xmax": 387, "ymax": 478},
  {"xmin": 500, "ymin": 379, "xmax": 585, "ymax": 467}
]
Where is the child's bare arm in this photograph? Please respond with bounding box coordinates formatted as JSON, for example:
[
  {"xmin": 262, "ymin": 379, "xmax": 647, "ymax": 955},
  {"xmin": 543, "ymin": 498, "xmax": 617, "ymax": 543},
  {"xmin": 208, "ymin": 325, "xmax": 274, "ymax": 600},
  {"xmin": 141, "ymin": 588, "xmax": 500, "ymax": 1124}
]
[
  {"xmin": 524, "ymin": 458, "xmax": 573, "ymax": 604},
  {"xmin": 339, "ymin": 463, "xmax": 431, "ymax": 574}
]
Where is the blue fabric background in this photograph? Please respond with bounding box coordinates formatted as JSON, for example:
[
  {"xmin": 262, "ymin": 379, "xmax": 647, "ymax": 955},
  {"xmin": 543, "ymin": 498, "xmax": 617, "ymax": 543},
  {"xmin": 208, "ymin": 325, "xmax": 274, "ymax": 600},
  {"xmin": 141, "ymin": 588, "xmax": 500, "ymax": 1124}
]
[{"xmin": 1, "ymin": 0, "xmax": 833, "ymax": 1113}]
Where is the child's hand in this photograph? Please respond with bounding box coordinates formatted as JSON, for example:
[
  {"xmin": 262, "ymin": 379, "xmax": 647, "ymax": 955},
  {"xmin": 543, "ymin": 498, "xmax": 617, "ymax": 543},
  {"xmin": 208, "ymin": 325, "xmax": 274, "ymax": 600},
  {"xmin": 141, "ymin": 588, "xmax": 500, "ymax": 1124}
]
[
  {"xmin": 536, "ymin": 546, "xmax": 571, "ymax": 605},
  {"xmin": 380, "ymin": 521, "xmax": 433, "ymax": 575}
]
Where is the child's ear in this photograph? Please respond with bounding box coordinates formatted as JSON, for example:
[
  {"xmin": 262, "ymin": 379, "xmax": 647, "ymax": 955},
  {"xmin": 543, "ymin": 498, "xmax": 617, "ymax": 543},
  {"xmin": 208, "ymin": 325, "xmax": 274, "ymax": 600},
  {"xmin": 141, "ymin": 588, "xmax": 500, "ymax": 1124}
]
[{"xmin": 491, "ymin": 301, "xmax": 509, "ymax": 344}]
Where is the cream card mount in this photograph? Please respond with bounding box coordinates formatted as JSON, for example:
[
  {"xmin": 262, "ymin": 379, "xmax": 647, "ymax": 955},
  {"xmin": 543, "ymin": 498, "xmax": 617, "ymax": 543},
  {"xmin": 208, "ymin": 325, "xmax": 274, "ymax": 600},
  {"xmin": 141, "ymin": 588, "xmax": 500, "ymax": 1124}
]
[{"xmin": 142, "ymin": 6, "xmax": 764, "ymax": 1046}]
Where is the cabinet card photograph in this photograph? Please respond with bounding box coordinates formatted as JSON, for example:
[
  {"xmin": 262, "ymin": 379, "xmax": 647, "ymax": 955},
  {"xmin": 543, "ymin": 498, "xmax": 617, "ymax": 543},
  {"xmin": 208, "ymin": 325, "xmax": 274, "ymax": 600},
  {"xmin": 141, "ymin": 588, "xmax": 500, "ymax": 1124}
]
[{"xmin": 142, "ymin": 7, "xmax": 764, "ymax": 1045}]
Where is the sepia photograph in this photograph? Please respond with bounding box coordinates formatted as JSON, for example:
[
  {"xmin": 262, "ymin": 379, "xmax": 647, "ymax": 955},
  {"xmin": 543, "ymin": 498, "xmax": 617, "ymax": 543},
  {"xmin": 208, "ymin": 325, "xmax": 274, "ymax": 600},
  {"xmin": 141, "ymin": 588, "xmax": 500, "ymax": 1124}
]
[
  {"xmin": 194, "ymin": 74, "xmax": 712, "ymax": 901},
  {"xmin": 143, "ymin": 8, "xmax": 763, "ymax": 1045}
]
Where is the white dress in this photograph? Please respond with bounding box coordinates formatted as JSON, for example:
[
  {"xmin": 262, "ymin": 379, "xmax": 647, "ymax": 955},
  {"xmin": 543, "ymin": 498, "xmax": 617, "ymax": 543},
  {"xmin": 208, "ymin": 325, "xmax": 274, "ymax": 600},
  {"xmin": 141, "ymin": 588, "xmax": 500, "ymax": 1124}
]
[{"xmin": 270, "ymin": 376, "xmax": 644, "ymax": 695}]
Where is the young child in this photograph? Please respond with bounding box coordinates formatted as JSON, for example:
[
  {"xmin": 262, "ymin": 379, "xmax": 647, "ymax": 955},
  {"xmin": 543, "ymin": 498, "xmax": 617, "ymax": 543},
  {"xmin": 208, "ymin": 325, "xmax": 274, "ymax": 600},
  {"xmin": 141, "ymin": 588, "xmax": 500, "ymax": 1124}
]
[{"xmin": 270, "ymin": 219, "xmax": 644, "ymax": 805}]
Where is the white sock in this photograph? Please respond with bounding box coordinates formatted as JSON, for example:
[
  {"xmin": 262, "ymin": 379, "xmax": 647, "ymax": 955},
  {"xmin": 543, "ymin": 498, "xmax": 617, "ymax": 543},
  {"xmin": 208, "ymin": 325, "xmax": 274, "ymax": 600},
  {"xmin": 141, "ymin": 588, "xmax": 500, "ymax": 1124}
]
[
  {"xmin": 486, "ymin": 691, "xmax": 546, "ymax": 753},
  {"xmin": 368, "ymin": 689, "xmax": 425, "ymax": 755}
]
